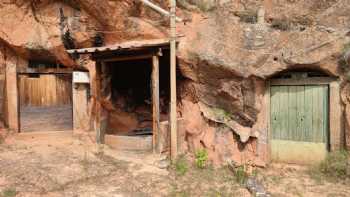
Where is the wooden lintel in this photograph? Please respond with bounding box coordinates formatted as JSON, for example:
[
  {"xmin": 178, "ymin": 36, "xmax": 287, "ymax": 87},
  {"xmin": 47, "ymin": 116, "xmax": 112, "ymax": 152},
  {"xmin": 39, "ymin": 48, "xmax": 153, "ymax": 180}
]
[
  {"xmin": 99, "ymin": 54, "xmax": 156, "ymax": 63},
  {"xmin": 92, "ymin": 47, "xmax": 166, "ymax": 62},
  {"xmin": 270, "ymin": 77, "xmax": 338, "ymax": 86},
  {"xmin": 152, "ymin": 55, "xmax": 160, "ymax": 152}
]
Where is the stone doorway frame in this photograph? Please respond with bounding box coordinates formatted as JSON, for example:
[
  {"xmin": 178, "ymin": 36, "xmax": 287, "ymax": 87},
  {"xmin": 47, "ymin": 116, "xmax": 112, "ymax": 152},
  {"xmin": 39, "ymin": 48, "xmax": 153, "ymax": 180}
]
[{"xmin": 265, "ymin": 76, "xmax": 343, "ymax": 162}]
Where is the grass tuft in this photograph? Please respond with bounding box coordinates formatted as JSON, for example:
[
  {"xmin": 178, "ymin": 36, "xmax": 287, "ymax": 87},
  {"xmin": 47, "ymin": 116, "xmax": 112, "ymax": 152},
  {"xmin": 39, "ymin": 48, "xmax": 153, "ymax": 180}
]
[
  {"xmin": 195, "ymin": 149, "xmax": 208, "ymax": 169},
  {"xmin": 309, "ymin": 150, "xmax": 350, "ymax": 182},
  {"xmin": 174, "ymin": 155, "xmax": 189, "ymax": 176},
  {"xmin": 1, "ymin": 188, "xmax": 17, "ymax": 197},
  {"xmin": 319, "ymin": 150, "xmax": 349, "ymax": 178},
  {"xmin": 233, "ymin": 165, "xmax": 248, "ymax": 185}
]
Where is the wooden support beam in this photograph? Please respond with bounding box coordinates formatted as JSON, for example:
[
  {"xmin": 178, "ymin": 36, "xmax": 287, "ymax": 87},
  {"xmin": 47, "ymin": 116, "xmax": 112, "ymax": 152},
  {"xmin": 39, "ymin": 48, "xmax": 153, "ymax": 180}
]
[
  {"xmin": 170, "ymin": 0, "xmax": 178, "ymax": 160},
  {"xmin": 94, "ymin": 62, "xmax": 104, "ymax": 144},
  {"xmin": 138, "ymin": 0, "xmax": 183, "ymax": 22},
  {"xmin": 73, "ymin": 84, "xmax": 89, "ymax": 130},
  {"xmin": 152, "ymin": 55, "xmax": 160, "ymax": 152},
  {"xmin": 100, "ymin": 61, "xmax": 109, "ymax": 144}
]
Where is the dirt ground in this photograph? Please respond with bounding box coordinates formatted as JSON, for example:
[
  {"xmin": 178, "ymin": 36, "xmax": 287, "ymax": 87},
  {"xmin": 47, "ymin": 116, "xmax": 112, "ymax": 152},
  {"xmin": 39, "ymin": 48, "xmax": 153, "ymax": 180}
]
[
  {"xmin": 0, "ymin": 130, "xmax": 349, "ymax": 197},
  {"xmin": 20, "ymin": 106, "xmax": 73, "ymax": 132},
  {"xmin": 258, "ymin": 165, "xmax": 349, "ymax": 197}
]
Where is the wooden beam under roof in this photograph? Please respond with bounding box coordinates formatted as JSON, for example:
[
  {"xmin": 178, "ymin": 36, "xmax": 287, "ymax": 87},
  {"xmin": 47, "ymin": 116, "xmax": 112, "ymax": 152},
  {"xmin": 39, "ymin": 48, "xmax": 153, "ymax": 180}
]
[
  {"xmin": 93, "ymin": 48, "xmax": 163, "ymax": 63},
  {"xmin": 67, "ymin": 39, "xmax": 170, "ymax": 55}
]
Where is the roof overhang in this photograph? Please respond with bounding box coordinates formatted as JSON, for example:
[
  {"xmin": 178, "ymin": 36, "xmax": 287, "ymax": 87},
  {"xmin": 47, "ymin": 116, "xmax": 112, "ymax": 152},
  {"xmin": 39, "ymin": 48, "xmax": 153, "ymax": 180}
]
[{"xmin": 66, "ymin": 38, "xmax": 170, "ymax": 55}]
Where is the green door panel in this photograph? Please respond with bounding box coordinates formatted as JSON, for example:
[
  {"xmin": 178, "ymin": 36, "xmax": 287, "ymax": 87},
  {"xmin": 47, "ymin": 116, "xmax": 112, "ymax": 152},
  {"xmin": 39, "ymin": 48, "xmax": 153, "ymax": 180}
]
[{"xmin": 270, "ymin": 85, "xmax": 329, "ymax": 163}]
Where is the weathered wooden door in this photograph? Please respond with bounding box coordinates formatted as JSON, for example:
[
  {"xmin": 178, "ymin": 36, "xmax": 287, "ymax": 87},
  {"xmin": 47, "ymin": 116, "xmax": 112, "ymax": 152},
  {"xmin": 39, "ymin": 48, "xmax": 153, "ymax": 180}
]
[
  {"xmin": 270, "ymin": 85, "xmax": 329, "ymax": 163},
  {"xmin": 19, "ymin": 74, "xmax": 72, "ymax": 107}
]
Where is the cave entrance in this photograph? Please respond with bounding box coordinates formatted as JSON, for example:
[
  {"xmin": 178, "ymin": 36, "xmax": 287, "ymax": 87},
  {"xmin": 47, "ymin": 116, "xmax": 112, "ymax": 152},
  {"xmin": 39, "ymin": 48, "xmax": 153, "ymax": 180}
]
[
  {"xmin": 107, "ymin": 55, "xmax": 170, "ymax": 136},
  {"xmin": 100, "ymin": 50, "xmax": 172, "ymax": 151},
  {"xmin": 18, "ymin": 62, "xmax": 73, "ymax": 132},
  {"xmin": 67, "ymin": 39, "xmax": 177, "ymax": 152}
]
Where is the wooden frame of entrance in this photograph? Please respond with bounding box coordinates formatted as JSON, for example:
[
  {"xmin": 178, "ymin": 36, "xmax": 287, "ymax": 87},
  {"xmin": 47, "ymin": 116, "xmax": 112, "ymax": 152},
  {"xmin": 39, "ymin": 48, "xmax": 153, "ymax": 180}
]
[
  {"xmin": 94, "ymin": 52, "xmax": 161, "ymax": 152},
  {"xmin": 265, "ymin": 76, "xmax": 343, "ymax": 162},
  {"xmin": 67, "ymin": 39, "xmax": 174, "ymax": 153}
]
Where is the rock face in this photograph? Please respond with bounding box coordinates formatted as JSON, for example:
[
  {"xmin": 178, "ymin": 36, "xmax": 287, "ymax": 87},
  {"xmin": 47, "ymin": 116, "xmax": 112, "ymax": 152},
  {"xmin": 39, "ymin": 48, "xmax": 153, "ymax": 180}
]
[{"xmin": 1, "ymin": 0, "xmax": 350, "ymax": 166}]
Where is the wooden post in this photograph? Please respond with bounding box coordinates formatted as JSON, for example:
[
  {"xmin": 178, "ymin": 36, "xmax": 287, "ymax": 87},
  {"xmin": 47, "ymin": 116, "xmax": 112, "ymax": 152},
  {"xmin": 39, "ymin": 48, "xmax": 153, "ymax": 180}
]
[
  {"xmin": 152, "ymin": 55, "xmax": 160, "ymax": 152},
  {"xmin": 100, "ymin": 61, "xmax": 109, "ymax": 144},
  {"xmin": 5, "ymin": 58, "xmax": 19, "ymax": 132},
  {"xmin": 72, "ymin": 83, "xmax": 89, "ymax": 130},
  {"xmin": 170, "ymin": 0, "xmax": 178, "ymax": 160},
  {"xmin": 94, "ymin": 62, "xmax": 103, "ymax": 144}
]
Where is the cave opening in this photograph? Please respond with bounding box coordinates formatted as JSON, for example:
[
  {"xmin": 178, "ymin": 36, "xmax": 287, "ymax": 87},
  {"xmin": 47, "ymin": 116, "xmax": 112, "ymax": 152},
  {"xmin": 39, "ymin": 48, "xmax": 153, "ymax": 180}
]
[{"xmin": 106, "ymin": 51, "xmax": 172, "ymax": 136}]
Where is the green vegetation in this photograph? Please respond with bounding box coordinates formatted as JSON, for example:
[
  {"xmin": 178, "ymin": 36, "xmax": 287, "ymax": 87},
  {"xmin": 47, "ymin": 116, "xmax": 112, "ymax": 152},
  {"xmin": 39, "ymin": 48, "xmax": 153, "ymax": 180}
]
[
  {"xmin": 169, "ymin": 164, "xmax": 243, "ymax": 196},
  {"xmin": 169, "ymin": 190, "xmax": 190, "ymax": 197},
  {"xmin": 309, "ymin": 150, "xmax": 350, "ymax": 182},
  {"xmin": 319, "ymin": 150, "xmax": 349, "ymax": 178},
  {"xmin": 1, "ymin": 188, "xmax": 17, "ymax": 197},
  {"xmin": 232, "ymin": 165, "xmax": 248, "ymax": 185},
  {"xmin": 169, "ymin": 183, "xmax": 191, "ymax": 197},
  {"xmin": 196, "ymin": 1, "xmax": 216, "ymax": 12},
  {"xmin": 174, "ymin": 155, "xmax": 189, "ymax": 176},
  {"xmin": 342, "ymin": 42, "xmax": 350, "ymax": 54},
  {"xmin": 195, "ymin": 149, "xmax": 208, "ymax": 169}
]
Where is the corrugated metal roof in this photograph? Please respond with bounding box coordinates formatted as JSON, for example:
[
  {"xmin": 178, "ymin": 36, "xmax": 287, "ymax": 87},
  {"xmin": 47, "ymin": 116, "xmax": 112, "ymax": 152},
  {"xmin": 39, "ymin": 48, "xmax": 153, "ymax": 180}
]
[{"xmin": 66, "ymin": 38, "xmax": 170, "ymax": 54}]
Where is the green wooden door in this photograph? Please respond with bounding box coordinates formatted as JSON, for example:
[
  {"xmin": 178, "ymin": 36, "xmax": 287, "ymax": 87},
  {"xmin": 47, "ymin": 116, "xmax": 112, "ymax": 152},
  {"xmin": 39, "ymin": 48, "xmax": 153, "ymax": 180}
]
[{"xmin": 270, "ymin": 85, "xmax": 329, "ymax": 163}]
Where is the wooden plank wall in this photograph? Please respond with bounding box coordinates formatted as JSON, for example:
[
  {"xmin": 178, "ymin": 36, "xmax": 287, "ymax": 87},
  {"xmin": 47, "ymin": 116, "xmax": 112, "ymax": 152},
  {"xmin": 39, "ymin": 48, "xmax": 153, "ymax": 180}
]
[{"xmin": 19, "ymin": 74, "xmax": 72, "ymax": 107}]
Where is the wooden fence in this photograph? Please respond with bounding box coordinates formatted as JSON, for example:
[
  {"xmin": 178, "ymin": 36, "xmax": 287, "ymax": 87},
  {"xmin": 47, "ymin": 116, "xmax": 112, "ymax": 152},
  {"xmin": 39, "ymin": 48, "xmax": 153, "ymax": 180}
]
[{"xmin": 19, "ymin": 74, "xmax": 72, "ymax": 107}]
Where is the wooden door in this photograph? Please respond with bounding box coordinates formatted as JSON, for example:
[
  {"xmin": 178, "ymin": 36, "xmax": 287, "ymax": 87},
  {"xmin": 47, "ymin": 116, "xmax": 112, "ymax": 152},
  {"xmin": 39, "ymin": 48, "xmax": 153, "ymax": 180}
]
[
  {"xmin": 270, "ymin": 85, "xmax": 329, "ymax": 163},
  {"xmin": 19, "ymin": 74, "xmax": 72, "ymax": 107}
]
